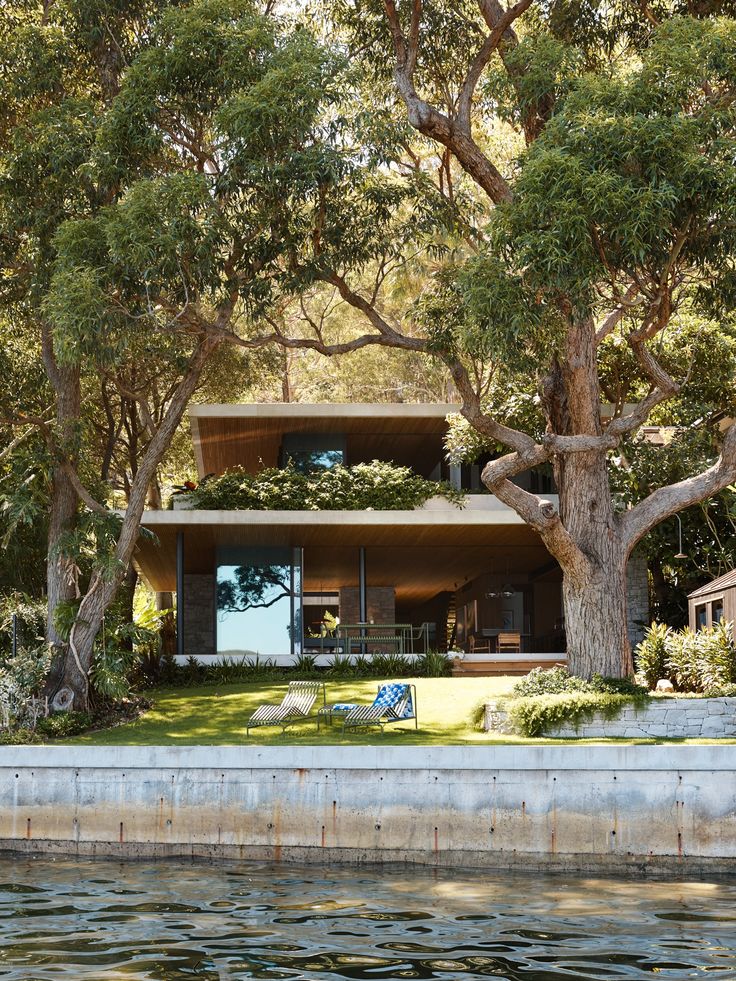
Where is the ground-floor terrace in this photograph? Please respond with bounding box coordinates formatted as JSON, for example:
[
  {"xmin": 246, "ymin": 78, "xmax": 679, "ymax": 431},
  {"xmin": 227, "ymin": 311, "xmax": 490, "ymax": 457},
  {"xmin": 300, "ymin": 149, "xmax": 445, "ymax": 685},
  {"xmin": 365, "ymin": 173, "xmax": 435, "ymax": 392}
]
[{"xmin": 135, "ymin": 501, "xmax": 648, "ymax": 672}]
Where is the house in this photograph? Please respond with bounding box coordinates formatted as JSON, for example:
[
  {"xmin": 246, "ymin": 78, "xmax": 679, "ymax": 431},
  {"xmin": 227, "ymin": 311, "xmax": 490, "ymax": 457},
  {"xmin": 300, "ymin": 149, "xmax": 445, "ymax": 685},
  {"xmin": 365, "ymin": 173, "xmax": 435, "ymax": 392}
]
[
  {"xmin": 688, "ymin": 570, "xmax": 736, "ymax": 631},
  {"xmin": 133, "ymin": 402, "xmax": 649, "ymax": 671}
]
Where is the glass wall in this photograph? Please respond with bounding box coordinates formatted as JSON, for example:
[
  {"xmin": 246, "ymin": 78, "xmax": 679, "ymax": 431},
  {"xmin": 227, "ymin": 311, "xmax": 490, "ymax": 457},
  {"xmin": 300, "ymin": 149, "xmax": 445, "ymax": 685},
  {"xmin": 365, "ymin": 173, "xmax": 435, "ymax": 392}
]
[
  {"xmin": 216, "ymin": 546, "xmax": 302, "ymax": 657},
  {"xmin": 280, "ymin": 433, "xmax": 345, "ymax": 473}
]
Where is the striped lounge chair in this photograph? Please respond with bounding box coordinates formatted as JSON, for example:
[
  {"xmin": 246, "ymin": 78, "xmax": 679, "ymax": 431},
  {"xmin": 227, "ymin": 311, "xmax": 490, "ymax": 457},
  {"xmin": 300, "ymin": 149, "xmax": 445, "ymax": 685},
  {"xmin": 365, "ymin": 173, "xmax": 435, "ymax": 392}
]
[
  {"xmin": 246, "ymin": 680, "xmax": 325, "ymax": 735},
  {"xmin": 318, "ymin": 682, "xmax": 417, "ymax": 733}
]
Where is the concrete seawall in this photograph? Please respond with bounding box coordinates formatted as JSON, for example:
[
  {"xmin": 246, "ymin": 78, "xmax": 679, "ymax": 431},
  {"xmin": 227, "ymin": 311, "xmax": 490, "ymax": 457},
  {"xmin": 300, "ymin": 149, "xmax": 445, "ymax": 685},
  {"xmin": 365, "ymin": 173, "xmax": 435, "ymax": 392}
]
[{"xmin": 1, "ymin": 745, "xmax": 735, "ymax": 874}]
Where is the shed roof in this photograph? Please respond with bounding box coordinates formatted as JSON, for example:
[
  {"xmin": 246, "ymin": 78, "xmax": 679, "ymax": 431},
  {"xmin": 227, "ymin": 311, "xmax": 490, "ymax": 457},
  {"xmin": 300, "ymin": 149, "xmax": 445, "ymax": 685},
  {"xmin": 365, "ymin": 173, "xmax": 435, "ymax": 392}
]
[{"xmin": 688, "ymin": 569, "xmax": 736, "ymax": 599}]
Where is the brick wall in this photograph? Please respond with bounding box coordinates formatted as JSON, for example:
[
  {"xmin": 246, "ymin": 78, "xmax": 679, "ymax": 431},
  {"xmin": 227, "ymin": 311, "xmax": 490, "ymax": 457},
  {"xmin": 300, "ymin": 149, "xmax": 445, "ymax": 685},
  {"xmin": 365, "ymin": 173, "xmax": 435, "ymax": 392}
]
[
  {"xmin": 182, "ymin": 574, "xmax": 215, "ymax": 656},
  {"xmin": 337, "ymin": 587, "xmax": 397, "ymax": 654}
]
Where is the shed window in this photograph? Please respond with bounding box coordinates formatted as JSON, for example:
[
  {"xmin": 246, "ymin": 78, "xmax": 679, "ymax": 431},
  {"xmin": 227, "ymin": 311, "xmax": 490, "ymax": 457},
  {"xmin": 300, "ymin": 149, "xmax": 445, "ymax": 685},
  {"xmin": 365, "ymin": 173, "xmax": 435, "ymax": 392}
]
[
  {"xmin": 695, "ymin": 604, "xmax": 708, "ymax": 630},
  {"xmin": 712, "ymin": 598, "xmax": 724, "ymax": 624}
]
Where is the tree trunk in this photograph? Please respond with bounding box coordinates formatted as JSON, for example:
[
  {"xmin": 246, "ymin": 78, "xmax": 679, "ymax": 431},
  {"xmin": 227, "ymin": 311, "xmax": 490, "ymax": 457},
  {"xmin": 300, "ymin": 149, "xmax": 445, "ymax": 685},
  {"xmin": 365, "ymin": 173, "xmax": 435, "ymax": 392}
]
[
  {"xmin": 43, "ymin": 362, "xmax": 81, "ymax": 700},
  {"xmin": 562, "ymin": 550, "xmax": 632, "ymax": 679},
  {"xmin": 549, "ymin": 315, "xmax": 632, "ymax": 678},
  {"xmin": 56, "ymin": 337, "xmax": 218, "ymax": 709}
]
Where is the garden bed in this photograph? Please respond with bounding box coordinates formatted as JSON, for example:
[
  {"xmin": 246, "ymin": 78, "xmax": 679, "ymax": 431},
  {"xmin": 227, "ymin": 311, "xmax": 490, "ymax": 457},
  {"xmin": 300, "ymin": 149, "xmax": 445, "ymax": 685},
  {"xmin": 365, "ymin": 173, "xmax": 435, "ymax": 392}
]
[{"xmin": 485, "ymin": 695, "xmax": 736, "ymax": 738}]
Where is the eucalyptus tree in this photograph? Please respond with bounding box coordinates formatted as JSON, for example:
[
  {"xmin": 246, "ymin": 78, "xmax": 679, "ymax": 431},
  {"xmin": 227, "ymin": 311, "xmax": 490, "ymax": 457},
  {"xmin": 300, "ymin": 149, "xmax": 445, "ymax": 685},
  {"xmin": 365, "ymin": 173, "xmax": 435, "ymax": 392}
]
[
  {"xmin": 319, "ymin": 3, "xmax": 736, "ymax": 677},
  {"xmin": 0, "ymin": 0, "xmax": 189, "ymax": 691},
  {"xmin": 39, "ymin": 0, "xmax": 431, "ymax": 708}
]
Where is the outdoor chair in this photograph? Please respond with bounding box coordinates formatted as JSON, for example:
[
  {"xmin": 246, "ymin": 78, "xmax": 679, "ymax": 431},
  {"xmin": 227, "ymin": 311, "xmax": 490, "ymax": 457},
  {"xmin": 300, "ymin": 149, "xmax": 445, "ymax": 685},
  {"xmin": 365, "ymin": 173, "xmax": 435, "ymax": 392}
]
[
  {"xmin": 469, "ymin": 634, "xmax": 493, "ymax": 654},
  {"xmin": 245, "ymin": 680, "xmax": 326, "ymax": 735},
  {"xmin": 318, "ymin": 682, "xmax": 417, "ymax": 733},
  {"xmin": 497, "ymin": 632, "xmax": 521, "ymax": 654}
]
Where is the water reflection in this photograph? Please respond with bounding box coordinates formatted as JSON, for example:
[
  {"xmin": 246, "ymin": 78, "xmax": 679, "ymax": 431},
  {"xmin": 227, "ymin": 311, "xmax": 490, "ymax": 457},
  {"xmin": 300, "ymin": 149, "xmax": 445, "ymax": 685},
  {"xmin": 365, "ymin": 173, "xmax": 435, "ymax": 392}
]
[{"xmin": 0, "ymin": 858, "xmax": 734, "ymax": 979}]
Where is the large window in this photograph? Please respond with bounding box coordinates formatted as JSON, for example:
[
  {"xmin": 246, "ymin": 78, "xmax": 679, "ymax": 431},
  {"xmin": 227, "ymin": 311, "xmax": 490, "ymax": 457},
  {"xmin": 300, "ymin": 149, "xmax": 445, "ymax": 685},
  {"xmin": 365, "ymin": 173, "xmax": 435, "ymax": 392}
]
[
  {"xmin": 280, "ymin": 433, "xmax": 345, "ymax": 473},
  {"xmin": 216, "ymin": 547, "xmax": 302, "ymax": 657}
]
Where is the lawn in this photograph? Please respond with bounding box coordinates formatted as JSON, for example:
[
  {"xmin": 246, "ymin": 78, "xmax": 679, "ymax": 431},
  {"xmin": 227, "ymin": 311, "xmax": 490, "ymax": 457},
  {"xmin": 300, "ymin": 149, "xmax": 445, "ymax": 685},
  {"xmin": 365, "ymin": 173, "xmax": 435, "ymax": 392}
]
[
  {"xmin": 63, "ymin": 676, "xmax": 727, "ymax": 745},
  {"xmin": 68, "ymin": 676, "xmax": 522, "ymax": 745}
]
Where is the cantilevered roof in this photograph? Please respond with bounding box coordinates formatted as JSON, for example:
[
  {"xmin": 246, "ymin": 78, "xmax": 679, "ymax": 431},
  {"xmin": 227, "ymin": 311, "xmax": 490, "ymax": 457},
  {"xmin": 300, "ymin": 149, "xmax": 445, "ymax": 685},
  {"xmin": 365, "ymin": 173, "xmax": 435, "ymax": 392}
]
[
  {"xmin": 134, "ymin": 498, "xmax": 558, "ymax": 601},
  {"xmin": 189, "ymin": 403, "xmax": 460, "ymax": 478},
  {"xmin": 688, "ymin": 569, "xmax": 736, "ymax": 599}
]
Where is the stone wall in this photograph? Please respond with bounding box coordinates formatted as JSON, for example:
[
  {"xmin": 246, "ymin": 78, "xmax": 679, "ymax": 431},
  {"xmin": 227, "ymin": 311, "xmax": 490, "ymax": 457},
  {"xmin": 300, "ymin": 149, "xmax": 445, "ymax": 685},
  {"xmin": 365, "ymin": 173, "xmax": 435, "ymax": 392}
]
[
  {"xmin": 485, "ymin": 697, "xmax": 736, "ymax": 738},
  {"xmin": 182, "ymin": 573, "xmax": 215, "ymax": 656},
  {"xmin": 3, "ymin": 745, "xmax": 736, "ymax": 873},
  {"xmin": 626, "ymin": 549, "xmax": 649, "ymax": 649}
]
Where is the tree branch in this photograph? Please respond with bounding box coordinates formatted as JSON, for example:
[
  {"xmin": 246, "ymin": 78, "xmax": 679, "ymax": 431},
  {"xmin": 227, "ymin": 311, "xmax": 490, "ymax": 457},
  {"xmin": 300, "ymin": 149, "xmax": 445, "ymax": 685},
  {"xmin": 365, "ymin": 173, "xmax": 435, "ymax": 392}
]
[
  {"xmin": 383, "ymin": 0, "xmax": 513, "ymax": 203},
  {"xmin": 456, "ymin": 0, "xmax": 534, "ymax": 132},
  {"xmin": 483, "ymin": 470, "xmax": 592, "ymax": 583},
  {"xmin": 61, "ymin": 463, "xmax": 109, "ymax": 515},
  {"xmin": 622, "ymin": 422, "xmax": 736, "ymax": 552}
]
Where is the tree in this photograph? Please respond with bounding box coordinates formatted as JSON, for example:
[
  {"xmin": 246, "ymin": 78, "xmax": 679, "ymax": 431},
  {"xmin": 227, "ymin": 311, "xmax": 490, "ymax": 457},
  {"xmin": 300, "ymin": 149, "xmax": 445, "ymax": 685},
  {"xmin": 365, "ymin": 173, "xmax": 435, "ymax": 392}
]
[
  {"xmin": 31, "ymin": 0, "xmax": 429, "ymax": 708},
  {"xmin": 315, "ymin": 3, "xmax": 736, "ymax": 678}
]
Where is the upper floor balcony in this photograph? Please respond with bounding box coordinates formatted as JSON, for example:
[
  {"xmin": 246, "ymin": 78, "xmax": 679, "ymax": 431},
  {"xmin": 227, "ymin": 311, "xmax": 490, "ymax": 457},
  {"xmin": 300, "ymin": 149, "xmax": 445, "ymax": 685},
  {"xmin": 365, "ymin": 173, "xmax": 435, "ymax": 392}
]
[{"xmin": 177, "ymin": 402, "xmax": 556, "ymax": 513}]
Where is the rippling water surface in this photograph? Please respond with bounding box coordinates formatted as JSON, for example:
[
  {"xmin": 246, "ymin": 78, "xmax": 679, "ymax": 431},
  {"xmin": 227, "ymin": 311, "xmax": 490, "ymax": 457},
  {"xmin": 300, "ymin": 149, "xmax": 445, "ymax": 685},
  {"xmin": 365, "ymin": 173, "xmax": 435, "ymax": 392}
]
[{"xmin": 0, "ymin": 857, "xmax": 734, "ymax": 979}]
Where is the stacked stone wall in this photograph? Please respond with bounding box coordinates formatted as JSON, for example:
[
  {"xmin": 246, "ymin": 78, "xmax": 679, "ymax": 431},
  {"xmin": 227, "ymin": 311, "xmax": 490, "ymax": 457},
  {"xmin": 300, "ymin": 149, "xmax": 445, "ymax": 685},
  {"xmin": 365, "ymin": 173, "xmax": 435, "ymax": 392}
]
[{"xmin": 484, "ymin": 697, "xmax": 736, "ymax": 738}]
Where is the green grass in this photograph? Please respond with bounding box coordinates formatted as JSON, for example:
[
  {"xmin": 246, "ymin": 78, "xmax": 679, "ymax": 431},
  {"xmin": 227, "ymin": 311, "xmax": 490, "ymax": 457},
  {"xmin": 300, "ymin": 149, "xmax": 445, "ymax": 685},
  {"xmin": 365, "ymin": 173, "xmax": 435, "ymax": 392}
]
[
  {"xmin": 62, "ymin": 676, "xmax": 736, "ymax": 746},
  {"xmin": 67, "ymin": 677, "xmax": 512, "ymax": 746}
]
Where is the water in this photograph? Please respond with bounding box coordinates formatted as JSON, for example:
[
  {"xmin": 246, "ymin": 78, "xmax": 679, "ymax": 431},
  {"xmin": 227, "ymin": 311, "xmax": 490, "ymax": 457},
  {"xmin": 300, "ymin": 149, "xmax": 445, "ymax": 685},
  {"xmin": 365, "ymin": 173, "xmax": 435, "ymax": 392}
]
[{"xmin": 0, "ymin": 858, "xmax": 734, "ymax": 980}]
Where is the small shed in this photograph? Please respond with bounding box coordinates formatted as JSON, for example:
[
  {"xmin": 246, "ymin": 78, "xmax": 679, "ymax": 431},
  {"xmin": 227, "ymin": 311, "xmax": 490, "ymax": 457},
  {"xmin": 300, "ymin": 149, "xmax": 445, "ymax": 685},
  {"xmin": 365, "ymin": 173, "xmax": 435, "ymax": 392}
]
[{"xmin": 687, "ymin": 570, "xmax": 736, "ymax": 631}]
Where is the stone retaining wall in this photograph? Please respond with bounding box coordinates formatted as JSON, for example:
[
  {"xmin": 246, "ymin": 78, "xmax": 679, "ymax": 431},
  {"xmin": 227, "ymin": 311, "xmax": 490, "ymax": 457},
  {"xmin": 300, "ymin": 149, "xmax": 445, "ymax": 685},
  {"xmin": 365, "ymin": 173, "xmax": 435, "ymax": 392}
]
[
  {"xmin": 2, "ymin": 745, "xmax": 736, "ymax": 873},
  {"xmin": 484, "ymin": 696, "xmax": 736, "ymax": 738}
]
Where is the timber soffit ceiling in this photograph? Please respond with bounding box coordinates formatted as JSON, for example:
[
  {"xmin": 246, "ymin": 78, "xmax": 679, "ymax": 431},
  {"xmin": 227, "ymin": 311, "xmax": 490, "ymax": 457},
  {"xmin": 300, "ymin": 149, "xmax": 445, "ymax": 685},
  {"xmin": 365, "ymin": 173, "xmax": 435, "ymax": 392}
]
[{"xmin": 189, "ymin": 403, "xmax": 461, "ymax": 477}]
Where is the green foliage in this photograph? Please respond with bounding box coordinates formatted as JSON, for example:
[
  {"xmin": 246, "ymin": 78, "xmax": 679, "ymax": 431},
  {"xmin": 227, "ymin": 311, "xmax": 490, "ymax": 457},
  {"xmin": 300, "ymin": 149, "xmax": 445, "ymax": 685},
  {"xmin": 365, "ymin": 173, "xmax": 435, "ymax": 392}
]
[
  {"xmin": 0, "ymin": 643, "xmax": 53, "ymax": 731},
  {"xmin": 635, "ymin": 623, "xmax": 671, "ymax": 689},
  {"xmin": 0, "ymin": 728, "xmax": 42, "ymax": 745},
  {"xmin": 415, "ymin": 650, "xmax": 452, "ymax": 678},
  {"xmin": 646, "ymin": 620, "xmax": 736, "ymax": 694},
  {"xmin": 188, "ymin": 461, "xmax": 464, "ymax": 511},
  {"xmin": 507, "ymin": 691, "xmax": 636, "ymax": 737},
  {"xmin": 512, "ymin": 665, "xmax": 593, "ymax": 696},
  {"xmin": 0, "ymin": 593, "xmax": 46, "ymax": 649},
  {"xmin": 511, "ymin": 665, "xmax": 647, "ymax": 698},
  {"xmin": 36, "ymin": 711, "xmax": 92, "ymax": 738}
]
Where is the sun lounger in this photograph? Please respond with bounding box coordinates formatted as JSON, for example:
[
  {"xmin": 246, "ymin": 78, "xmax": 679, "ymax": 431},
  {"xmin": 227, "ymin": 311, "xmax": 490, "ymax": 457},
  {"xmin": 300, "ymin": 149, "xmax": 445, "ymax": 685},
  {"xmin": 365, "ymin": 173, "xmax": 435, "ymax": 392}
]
[
  {"xmin": 318, "ymin": 682, "xmax": 417, "ymax": 732},
  {"xmin": 246, "ymin": 680, "xmax": 325, "ymax": 735}
]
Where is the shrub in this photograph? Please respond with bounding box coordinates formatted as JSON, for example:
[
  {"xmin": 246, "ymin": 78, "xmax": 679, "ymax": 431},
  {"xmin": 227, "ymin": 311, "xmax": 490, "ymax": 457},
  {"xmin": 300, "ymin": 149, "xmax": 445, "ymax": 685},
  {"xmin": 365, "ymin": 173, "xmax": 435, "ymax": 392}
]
[
  {"xmin": 697, "ymin": 620, "xmax": 736, "ymax": 692},
  {"xmin": 36, "ymin": 711, "xmax": 92, "ymax": 738},
  {"xmin": 635, "ymin": 622, "xmax": 671, "ymax": 689},
  {"xmin": 507, "ymin": 692, "xmax": 636, "ymax": 737},
  {"xmin": 415, "ymin": 650, "xmax": 452, "ymax": 678},
  {"xmin": 0, "ymin": 643, "xmax": 53, "ymax": 731},
  {"xmin": 665, "ymin": 627, "xmax": 702, "ymax": 692},
  {"xmin": 187, "ymin": 461, "xmax": 465, "ymax": 512},
  {"xmin": 512, "ymin": 666, "xmax": 592, "ymax": 697},
  {"xmin": 0, "ymin": 728, "xmax": 41, "ymax": 745},
  {"xmin": 370, "ymin": 651, "xmax": 413, "ymax": 677}
]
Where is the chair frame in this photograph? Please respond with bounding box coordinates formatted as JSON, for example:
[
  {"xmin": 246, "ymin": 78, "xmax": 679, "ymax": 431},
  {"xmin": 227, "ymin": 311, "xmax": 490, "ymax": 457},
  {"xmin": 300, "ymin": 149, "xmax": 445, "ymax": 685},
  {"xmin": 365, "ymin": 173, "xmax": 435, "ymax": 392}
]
[
  {"xmin": 469, "ymin": 634, "xmax": 493, "ymax": 654},
  {"xmin": 246, "ymin": 680, "xmax": 326, "ymax": 735}
]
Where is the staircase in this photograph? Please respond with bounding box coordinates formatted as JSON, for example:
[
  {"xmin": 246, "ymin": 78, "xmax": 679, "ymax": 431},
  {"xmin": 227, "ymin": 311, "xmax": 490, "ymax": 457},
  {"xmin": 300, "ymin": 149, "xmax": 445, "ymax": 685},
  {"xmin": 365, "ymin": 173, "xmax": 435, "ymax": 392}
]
[
  {"xmin": 452, "ymin": 654, "xmax": 568, "ymax": 677},
  {"xmin": 445, "ymin": 593, "xmax": 457, "ymax": 651}
]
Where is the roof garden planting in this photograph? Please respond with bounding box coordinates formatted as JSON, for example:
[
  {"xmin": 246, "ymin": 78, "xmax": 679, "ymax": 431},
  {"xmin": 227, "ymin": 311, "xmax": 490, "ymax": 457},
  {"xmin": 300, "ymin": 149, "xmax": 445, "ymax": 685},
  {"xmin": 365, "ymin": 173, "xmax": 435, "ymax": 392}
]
[{"xmin": 183, "ymin": 461, "xmax": 465, "ymax": 511}]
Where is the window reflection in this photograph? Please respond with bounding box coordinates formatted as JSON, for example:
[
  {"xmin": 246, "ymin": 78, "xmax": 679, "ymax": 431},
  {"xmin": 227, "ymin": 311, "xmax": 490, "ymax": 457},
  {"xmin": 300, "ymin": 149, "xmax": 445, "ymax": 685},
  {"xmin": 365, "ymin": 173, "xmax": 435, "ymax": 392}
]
[
  {"xmin": 216, "ymin": 547, "xmax": 301, "ymax": 657},
  {"xmin": 288, "ymin": 448, "xmax": 344, "ymax": 473}
]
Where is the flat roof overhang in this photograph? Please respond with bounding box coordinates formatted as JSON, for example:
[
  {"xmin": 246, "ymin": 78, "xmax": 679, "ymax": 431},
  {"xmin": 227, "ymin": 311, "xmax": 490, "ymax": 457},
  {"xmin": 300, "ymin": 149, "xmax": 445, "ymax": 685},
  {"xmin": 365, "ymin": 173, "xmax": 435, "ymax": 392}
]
[
  {"xmin": 135, "ymin": 505, "xmax": 558, "ymax": 604},
  {"xmin": 189, "ymin": 402, "xmax": 460, "ymax": 477}
]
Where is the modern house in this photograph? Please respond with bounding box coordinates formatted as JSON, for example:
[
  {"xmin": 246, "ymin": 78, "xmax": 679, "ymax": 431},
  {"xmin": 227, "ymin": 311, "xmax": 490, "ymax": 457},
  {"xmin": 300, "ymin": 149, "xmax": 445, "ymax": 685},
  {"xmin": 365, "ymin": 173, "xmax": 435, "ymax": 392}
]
[{"xmin": 133, "ymin": 403, "xmax": 649, "ymax": 670}]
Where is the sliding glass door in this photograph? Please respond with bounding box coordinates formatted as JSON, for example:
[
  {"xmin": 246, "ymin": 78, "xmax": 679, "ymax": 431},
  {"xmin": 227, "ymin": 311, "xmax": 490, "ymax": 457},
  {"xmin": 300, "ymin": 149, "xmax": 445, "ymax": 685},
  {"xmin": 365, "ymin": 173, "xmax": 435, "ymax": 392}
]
[{"xmin": 216, "ymin": 546, "xmax": 302, "ymax": 658}]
